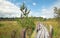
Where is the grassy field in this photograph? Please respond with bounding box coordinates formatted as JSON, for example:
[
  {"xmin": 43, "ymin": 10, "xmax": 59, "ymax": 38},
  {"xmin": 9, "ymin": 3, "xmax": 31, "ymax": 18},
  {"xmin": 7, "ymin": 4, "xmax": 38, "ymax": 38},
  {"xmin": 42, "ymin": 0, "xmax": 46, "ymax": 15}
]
[
  {"xmin": 0, "ymin": 20, "xmax": 60, "ymax": 38},
  {"xmin": 0, "ymin": 21, "xmax": 22, "ymax": 38},
  {"xmin": 43, "ymin": 21, "xmax": 60, "ymax": 38},
  {"xmin": 31, "ymin": 20, "xmax": 60, "ymax": 38}
]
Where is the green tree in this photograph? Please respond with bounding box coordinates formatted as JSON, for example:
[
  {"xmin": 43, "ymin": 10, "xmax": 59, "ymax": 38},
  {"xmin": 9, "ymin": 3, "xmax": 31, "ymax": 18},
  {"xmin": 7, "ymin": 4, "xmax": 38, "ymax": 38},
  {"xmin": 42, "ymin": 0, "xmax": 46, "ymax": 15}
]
[
  {"xmin": 54, "ymin": 7, "xmax": 60, "ymax": 25},
  {"xmin": 19, "ymin": 3, "xmax": 35, "ymax": 38},
  {"xmin": 20, "ymin": 3, "xmax": 30, "ymax": 18},
  {"xmin": 54, "ymin": 7, "xmax": 60, "ymax": 18}
]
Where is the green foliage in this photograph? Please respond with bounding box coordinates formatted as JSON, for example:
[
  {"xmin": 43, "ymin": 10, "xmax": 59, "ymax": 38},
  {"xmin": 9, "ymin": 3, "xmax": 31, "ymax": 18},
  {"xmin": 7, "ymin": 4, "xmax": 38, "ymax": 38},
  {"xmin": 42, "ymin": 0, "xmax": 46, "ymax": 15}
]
[
  {"xmin": 20, "ymin": 3, "xmax": 30, "ymax": 17},
  {"xmin": 20, "ymin": 3, "xmax": 25, "ymax": 12},
  {"xmin": 18, "ymin": 17, "xmax": 35, "ymax": 31},
  {"xmin": 54, "ymin": 7, "xmax": 60, "ymax": 25},
  {"xmin": 0, "ymin": 24, "xmax": 4, "ymax": 27},
  {"xmin": 54, "ymin": 7, "xmax": 60, "ymax": 18},
  {"xmin": 0, "ymin": 18, "xmax": 60, "ymax": 38},
  {"xmin": 20, "ymin": 3, "xmax": 35, "ymax": 38}
]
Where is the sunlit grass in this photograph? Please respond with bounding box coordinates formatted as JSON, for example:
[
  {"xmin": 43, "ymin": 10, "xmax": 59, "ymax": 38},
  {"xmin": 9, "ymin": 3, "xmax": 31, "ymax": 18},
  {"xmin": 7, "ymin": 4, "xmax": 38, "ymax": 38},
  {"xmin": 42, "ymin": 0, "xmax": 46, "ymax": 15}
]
[
  {"xmin": 0, "ymin": 20, "xmax": 60, "ymax": 38},
  {"xmin": 0, "ymin": 21, "xmax": 22, "ymax": 38},
  {"xmin": 31, "ymin": 20, "xmax": 60, "ymax": 38}
]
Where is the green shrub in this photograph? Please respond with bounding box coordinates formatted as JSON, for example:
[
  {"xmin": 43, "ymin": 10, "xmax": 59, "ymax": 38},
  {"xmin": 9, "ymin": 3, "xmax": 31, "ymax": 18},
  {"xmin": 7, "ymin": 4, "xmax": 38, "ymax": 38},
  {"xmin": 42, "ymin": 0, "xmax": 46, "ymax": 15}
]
[{"xmin": 0, "ymin": 24, "xmax": 4, "ymax": 27}]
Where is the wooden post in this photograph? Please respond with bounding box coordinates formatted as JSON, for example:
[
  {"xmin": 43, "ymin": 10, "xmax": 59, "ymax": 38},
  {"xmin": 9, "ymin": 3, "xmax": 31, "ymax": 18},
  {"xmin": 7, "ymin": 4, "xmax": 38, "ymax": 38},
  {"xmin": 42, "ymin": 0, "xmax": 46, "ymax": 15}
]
[
  {"xmin": 21, "ymin": 29, "xmax": 26, "ymax": 38},
  {"xmin": 11, "ymin": 30, "xmax": 16, "ymax": 38},
  {"xmin": 49, "ymin": 25, "xmax": 53, "ymax": 38}
]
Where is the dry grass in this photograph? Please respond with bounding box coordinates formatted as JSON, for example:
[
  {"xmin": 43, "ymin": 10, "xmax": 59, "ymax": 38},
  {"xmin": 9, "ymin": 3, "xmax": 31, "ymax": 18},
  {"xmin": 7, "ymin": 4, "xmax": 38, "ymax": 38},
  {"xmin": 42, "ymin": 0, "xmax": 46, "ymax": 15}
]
[
  {"xmin": 0, "ymin": 20, "xmax": 60, "ymax": 38},
  {"xmin": 31, "ymin": 21, "xmax": 60, "ymax": 38},
  {"xmin": 0, "ymin": 21, "xmax": 22, "ymax": 38}
]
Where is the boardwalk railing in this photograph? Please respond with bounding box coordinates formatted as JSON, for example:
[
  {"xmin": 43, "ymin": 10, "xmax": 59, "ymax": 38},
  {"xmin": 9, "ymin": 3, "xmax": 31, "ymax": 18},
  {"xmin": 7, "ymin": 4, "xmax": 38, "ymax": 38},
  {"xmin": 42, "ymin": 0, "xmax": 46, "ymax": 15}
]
[{"xmin": 36, "ymin": 23, "xmax": 53, "ymax": 38}]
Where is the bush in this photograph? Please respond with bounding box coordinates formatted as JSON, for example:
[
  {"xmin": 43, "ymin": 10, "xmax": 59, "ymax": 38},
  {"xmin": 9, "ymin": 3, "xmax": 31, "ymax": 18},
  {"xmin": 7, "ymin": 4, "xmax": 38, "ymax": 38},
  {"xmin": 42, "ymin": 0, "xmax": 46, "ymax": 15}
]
[{"xmin": 0, "ymin": 24, "xmax": 4, "ymax": 27}]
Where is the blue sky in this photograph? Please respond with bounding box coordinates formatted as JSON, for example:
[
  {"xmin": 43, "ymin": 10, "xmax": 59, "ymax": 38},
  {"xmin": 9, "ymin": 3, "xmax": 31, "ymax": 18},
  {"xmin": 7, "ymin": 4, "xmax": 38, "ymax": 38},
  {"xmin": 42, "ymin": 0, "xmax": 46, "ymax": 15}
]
[
  {"xmin": 0, "ymin": 0, "xmax": 60, "ymax": 18},
  {"xmin": 8, "ymin": 0, "xmax": 56, "ymax": 11}
]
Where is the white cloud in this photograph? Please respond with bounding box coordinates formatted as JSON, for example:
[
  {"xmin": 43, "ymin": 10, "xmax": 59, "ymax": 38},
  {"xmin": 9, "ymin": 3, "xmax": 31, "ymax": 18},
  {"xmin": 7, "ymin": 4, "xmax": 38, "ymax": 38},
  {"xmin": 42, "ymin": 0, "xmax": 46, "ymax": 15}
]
[
  {"xmin": 28, "ymin": 7, "xmax": 54, "ymax": 18},
  {"xmin": 32, "ymin": 2, "xmax": 36, "ymax": 6},
  {"xmin": 0, "ymin": 0, "xmax": 60, "ymax": 18},
  {"xmin": 0, "ymin": 0, "xmax": 21, "ymax": 17},
  {"xmin": 7, "ymin": 0, "xmax": 16, "ymax": 3},
  {"xmin": 29, "ymin": 0, "xmax": 60, "ymax": 18},
  {"xmin": 0, "ymin": 0, "xmax": 6, "ymax": 1},
  {"xmin": 41, "ymin": 8, "xmax": 48, "ymax": 13},
  {"xmin": 41, "ymin": 16, "xmax": 46, "ymax": 18},
  {"xmin": 38, "ymin": 0, "xmax": 60, "ymax": 18},
  {"xmin": 40, "ymin": 7, "xmax": 54, "ymax": 18}
]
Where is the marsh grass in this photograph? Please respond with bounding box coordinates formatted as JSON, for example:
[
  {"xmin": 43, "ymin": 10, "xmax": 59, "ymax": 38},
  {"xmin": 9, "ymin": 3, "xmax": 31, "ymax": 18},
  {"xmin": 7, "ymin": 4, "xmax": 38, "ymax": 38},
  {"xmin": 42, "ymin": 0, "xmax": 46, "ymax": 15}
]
[{"xmin": 0, "ymin": 19, "xmax": 60, "ymax": 38}]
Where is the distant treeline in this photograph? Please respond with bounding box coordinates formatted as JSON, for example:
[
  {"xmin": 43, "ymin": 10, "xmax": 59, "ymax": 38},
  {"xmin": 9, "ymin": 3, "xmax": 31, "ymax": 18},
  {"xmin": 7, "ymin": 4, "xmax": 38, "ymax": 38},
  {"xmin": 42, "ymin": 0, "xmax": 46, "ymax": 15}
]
[
  {"xmin": 0, "ymin": 17, "xmax": 47, "ymax": 21},
  {"xmin": 0, "ymin": 18, "xmax": 19, "ymax": 21}
]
